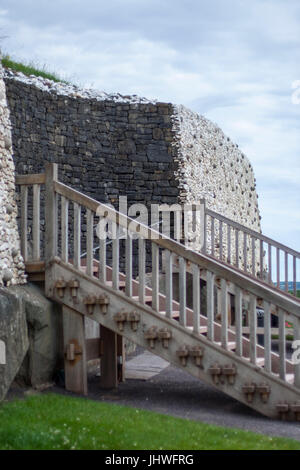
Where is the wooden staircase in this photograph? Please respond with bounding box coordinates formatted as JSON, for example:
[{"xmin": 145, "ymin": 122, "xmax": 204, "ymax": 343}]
[{"xmin": 16, "ymin": 164, "xmax": 300, "ymax": 421}]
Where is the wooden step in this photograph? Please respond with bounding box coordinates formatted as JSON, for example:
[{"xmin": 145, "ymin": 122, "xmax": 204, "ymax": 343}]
[
  {"xmin": 244, "ymin": 356, "xmax": 265, "ymax": 367},
  {"xmin": 274, "ymin": 373, "xmax": 295, "ymax": 384},
  {"xmin": 159, "ymin": 311, "xmax": 180, "ymax": 318},
  {"xmin": 132, "ymin": 296, "xmax": 153, "ymax": 304},
  {"xmin": 186, "ymin": 326, "xmax": 208, "ymax": 334},
  {"xmin": 106, "ymin": 281, "xmax": 126, "ymax": 289},
  {"xmin": 286, "ymin": 374, "xmax": 295, "ymax": 384}
]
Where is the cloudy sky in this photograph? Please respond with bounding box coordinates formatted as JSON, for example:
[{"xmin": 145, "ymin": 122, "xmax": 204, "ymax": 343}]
[{"xmin": 0, "ymin": 0, "xmax": 299, "ymax": 256}]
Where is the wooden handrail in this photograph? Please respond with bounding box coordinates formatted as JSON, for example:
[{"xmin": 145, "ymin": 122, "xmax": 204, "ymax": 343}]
[{"xmin": 15, "ymin": 173, "xmax": 46, "ymax": 185}]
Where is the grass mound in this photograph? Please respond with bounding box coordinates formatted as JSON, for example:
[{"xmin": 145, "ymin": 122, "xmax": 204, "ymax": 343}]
[
  {"xmin": 0, "ymin": 393, "xmax": 299, "ymax": 450},
  {"xmin": 1, "ymin": 54, "xmax": 68, "ymax": 83}
]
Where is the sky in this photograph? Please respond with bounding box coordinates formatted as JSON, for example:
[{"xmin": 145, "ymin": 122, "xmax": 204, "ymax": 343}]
[{"xmin": 0, "ymin": 0, "xmax": 299, "ymax": 256}]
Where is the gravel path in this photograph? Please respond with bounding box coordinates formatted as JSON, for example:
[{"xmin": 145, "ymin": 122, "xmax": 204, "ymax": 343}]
[{"xmin": 48, "ymin": 350, "xmax": 300, "ymax": 443}]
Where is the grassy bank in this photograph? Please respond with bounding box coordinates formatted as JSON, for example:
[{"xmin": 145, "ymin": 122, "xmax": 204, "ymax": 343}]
[
  {"xmin": 0, "ymin": 393, "xmax": 299, "ymax": 450},
  {"xmin": 1, "ymin": 54, "xmax": 68, "ymax": 83}
]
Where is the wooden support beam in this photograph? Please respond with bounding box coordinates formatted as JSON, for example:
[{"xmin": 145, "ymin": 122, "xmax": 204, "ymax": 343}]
[
  {"xmin": 117, "ymin": 334, "xmax": 125, "ymax": 383},
  {"xmin": 63, "ymin": 306, "xmax": 87, "ymax": 395},
  {"xmin": 100, "ymin": 325, "xmax": 118, "ymax": 389}
]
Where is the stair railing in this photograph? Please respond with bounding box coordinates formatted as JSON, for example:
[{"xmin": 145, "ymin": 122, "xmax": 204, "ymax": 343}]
[
  {"xmin": 193, "ymin": 200, "xmax": 300, "ymax": 297},
  {"xmin": 15, "ymin": 164, "xmax": 300, "ymax": 391},
  {"xmin": 39, "ymin": 164, "xmax": 299, "ymax": 390}
]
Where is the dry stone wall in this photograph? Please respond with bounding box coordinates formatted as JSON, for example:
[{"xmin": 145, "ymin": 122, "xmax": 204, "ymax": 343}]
[
  {"xmin": 0, "ymin": 63, "xmax": 25, "ymax": 286},
  {"xmin": 3, "ymin": 69, "xmax": 261, "ymax": 269}
]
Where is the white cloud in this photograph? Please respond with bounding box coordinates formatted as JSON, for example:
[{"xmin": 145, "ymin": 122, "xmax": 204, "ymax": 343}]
[{"xmin": 0, "ymin": 0, "xmax": 299, "ymax": 251}]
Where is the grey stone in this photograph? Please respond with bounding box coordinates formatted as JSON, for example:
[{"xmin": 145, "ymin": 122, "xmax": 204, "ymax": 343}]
[
  {"xmin": 117, "ymin": 139, "xmax": 136, "ymax": 155},
  {"xmin": 15, "ymin": 283, "xmax": 63, "ymax": 388},
  {"xmin": 2, "ymin": 269, "xmax": 13, "ymax": 284},
  {"xmin": 5, "ymin": 204, "xmax": 13, "ymax": 215},
  {"xmin": 0, "ymin": 287, "xmax": 29, "ymax": 402}
]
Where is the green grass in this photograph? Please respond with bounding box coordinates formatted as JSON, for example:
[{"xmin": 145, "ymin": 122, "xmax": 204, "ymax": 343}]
[
  {"xmin": 0, "ymin": 394, "xmax": 299, "ymax": 450},
  {"xmin": 1, "ymin": 54, "xmax": 68, "ymax": 84}
]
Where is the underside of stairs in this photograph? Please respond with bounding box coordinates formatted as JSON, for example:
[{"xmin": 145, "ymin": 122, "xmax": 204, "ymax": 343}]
[{"xmin": 16, "ymin": 164, "xmax": 300, "ymax": 421}]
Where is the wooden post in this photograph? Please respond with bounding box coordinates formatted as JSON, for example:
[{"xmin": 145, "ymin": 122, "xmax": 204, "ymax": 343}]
[
  {"xmin": 32, "ymin": 184, "xmax": 41, "ymax": 261},
  {"xmin": 100, "ymin": 325, "xmax": 118, "ymax": 389},
  {"xmin": 192, "ymin": 263, "xmax": 200, "ymax": 334},
  {"xmin": 263, "ymin": 300, "xmax": 272, "ymax": 373},
  {"xmin": 179, "ymin": 256, "xmax": 186, "ymax": 327},
  {"xmin": 206, "ymin": 270, "xmax": 215, "ymax": 342},
  {"xmin": 221, "ymin": 279, "xmax": 228, "ymax": 349},
  {"xmin": 63, "ymin": 306, "xmax": 87, "ymax": 395},
  {"xmin": 45, "ymin": 162, "xmax": 58, "ymax": 262},
  {"xmin": 249, "ymin": 294, "xmax": 257, "ymax": 365},
  {"xmin": 20, "ymin": 185, "xmax": 28, "ymax": 261},
  {"xmin": 235, "ymin": 287, "xmax": 243, "ymax": 357}
]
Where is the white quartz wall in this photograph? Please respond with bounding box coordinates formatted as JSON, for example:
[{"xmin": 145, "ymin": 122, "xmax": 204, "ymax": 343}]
[
  {"xmin": 172, "ymin": 105, "xmax": 262, "ymax": 271},
  {"xmin": 0, "ymin": 61, "xmax": 26, "ymax": 286}
]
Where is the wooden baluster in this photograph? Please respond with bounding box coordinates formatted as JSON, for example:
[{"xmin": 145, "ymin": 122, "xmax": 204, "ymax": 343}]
[
  {"xmin": 259, "ymin": 240, "xmax": 264, "ymax": 280},
  {"xmin": 138, "ymin": 237, "xmax": 145, "ymax": 304},
  {"xmin": 61, "ymin": 196, "xmax": 69, "ymax": 263},
  {"xmin": 86, "ymin": 209, "xmax": 93, "ymax": 277},
  {"xmin": 278, "ymin": 309, "xmax": 286, "ymax": 381},
  {"xmin": 221, "ymin": 278, "xmax": 228, "ymax": 349},
  {"xmin": 249, "ymin": 294, "xmax": 257, "ymax": 364},
  {"xmin": 112, "ymin": 228, "xmax": 120, "ymax": 290},
  {"xmin": 192, "ymin": 264, "xmax": 200, "ymax": 334},
  {"xmin": 165, "ymin": 250, "xmax": 173, "ymax": 319},
  {"xmin": 235, "ymin": 229, "xmax": 239, "ymax": 268},
  {"xmin": 284, "ymin": 252, "xmax": 288, "ymax": 293},
  {"xmin": 203, "ymin": 211, "xmax": 207, "ymax": 254},
  {"xmin": 251, "ymin": 237, "xmax": 256, "ymax": 276},
  {"xmin": 235, "ymin": 287, "xmax": 243, "ymax": 357},
  {"xmin": 152, "ymin": 243, "xmax": 159, "ymax": 311},
  {"xmin": 268, "ymin": 244, "xmax": 272, "ymax": 284},
  {"xmin": 243, "ymin": 232, "xmax": 247, "ymax": 272},
  {"xmin": 206, "ymin": 270, "xmax": 215, "ymax": 342},
  {"xmin": 263, "ymin": 301, "xmax": 272, "ymax": 374},
  {"xmin": 179, "ymin": 257, "xmax": 186, "ymax": 327},
  {"xmin": 73, "ymin": 202, "xmax": 81, "ymax": 269},
  {"xmin": 293, "ymin": 256, "xmax": 297, "ymax": 297},
  {"xmin": 200, "ymin": 199, "xmax": 206, "ymax": 253},
  {"xmin": 32, "ymin": 184, "xmax": 40, "ymax": 261},
  {"xmin": 20, "ymin": 185, "xmax": 28, "ymax": 261},
  {"xmin": 99, "ymin": 233, "xmax": 106, "ymax": 283},
  {"xmin": 219, "ymin": 220, "xmax": 223, "ymax": 261},
  {"xmin": 125, "ymin": 232, "xmax": 133, "ymax": 297},
  {"xmin": 276, "ymin": 248, "xmax": 280, "ymax": 288},
  {"xmin": 294, "ymin": 317, "xmax": 300, "ymax": 388},
  {"xmin": 211, "ymin": 217, "xmax": 215, "ymax": 257},
  {"xmin": 174, "ymin": 209, "xmax": 182, "ymax": 242},
  {"xmin": 227, "ymin": 224, "xmax": 231, "ymax": 264}
]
